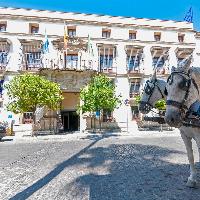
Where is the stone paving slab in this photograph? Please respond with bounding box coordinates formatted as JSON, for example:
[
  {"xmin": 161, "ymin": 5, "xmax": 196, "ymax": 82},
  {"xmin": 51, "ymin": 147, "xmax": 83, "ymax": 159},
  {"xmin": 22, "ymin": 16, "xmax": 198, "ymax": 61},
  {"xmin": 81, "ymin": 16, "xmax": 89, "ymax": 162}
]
[{"xmin": 0, "ymin": 130, "xmax": 200, "ymax": 200}]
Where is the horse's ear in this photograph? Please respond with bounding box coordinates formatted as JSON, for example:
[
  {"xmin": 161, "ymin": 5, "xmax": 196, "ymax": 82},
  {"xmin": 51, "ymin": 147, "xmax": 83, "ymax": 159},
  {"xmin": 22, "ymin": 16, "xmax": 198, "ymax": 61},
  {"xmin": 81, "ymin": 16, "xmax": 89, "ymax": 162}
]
[
  {"xmin": 184, "ymin": 54, "xmax": 193, "ymax": 71},
  {"xmin": 151, "ymin": 69, "xmax": 157, "ymax": 81}
]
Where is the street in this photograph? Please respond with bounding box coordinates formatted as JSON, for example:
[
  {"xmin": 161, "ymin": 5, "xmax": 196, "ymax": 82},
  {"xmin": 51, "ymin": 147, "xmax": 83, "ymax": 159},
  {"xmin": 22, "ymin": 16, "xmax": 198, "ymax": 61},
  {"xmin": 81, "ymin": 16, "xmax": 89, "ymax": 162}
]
[{"xmin": 0, "ymin": 131, "xmax": 200, "ymax": 200}]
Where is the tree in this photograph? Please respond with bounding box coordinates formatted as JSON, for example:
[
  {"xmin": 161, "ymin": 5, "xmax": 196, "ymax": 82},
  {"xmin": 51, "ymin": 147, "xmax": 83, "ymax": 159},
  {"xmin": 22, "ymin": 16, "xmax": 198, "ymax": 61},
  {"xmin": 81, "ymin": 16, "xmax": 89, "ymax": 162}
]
[
  {"xmin": 134, "ymin": 95, "xmax": 141, "ymax": 105},
  {"xmin": 5, "ymin": 73, "xmax": 63, "ymax": 125},
  {"xmin": 79, "ymin": 74, "xmax": 121, "ymax": 130},
  {"xmin": 155, "ymin": 99, "xmax": 166, "ymax": 111}
]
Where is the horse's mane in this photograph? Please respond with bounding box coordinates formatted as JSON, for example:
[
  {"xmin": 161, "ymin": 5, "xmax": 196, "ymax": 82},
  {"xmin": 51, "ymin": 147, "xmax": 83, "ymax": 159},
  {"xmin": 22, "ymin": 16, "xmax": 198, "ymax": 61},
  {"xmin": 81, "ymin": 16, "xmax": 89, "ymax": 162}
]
[
  {"xmin": 190, "ymin": 67, "xmax": 200, "ymax": 88},
  {"xmin": 174, "ymin": 66, "xmax": 200, "ymax": 88}
]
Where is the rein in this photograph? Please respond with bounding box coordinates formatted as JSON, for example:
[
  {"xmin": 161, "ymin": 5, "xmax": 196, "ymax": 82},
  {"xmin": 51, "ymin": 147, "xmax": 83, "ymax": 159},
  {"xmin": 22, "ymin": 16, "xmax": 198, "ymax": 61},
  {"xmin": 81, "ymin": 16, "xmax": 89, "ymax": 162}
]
[{"xmin": 140, "ymin": 79, "xmax": 165, "ymax": 116}]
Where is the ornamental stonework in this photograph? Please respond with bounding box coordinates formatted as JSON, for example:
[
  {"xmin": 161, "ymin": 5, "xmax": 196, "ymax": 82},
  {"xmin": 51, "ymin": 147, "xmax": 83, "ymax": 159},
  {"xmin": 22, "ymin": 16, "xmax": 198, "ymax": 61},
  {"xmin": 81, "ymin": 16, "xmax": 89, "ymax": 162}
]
[{"xmin": 52, "ymin": 71, "xmax": 92, "ymax": 92}]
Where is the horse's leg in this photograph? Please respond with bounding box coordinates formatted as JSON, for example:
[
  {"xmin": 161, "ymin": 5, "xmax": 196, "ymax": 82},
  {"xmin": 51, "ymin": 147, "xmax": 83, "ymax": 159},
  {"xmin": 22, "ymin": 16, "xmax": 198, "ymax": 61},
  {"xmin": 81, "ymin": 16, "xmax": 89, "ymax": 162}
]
[
  {"xmin": 180, "ymin": 131, "xmax": 198, "ymax": 187},
  {"xmin": 193, "ymin": 134, "xmax": 200, "ymax": 169}
]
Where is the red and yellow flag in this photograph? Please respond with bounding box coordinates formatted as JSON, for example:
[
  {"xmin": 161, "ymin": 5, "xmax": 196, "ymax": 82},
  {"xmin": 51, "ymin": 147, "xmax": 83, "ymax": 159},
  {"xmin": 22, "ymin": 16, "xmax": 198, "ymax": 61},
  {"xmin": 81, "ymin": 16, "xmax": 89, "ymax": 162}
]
[{"xmin": 64, "ymin": 25, "xmax": 68, "ymax": 50}]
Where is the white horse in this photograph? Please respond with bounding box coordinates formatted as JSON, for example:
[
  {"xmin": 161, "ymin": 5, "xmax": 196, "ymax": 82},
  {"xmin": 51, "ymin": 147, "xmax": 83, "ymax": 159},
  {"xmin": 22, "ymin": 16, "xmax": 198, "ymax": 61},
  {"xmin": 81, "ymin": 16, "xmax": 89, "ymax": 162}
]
[
  {"xmin": 139, "ymin": 68, "xmax": 200, "ymax": 188},
  {"xmin": 164, "ymin": 61, "xmax": 200, "ymax": 188}
]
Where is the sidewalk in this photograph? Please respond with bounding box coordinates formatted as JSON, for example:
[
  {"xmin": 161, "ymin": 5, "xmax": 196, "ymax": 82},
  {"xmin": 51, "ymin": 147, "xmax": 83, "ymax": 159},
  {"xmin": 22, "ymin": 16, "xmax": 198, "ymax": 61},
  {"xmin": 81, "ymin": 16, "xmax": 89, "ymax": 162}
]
[{"xmin": 2, "ymin": 128, "xmax": 180, "ymax": 143}]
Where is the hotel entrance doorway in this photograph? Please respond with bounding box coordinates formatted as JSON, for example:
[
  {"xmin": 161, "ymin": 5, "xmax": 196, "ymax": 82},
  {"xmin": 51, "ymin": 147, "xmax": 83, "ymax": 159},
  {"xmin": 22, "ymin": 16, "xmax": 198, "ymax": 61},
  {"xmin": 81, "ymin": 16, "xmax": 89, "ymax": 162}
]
[{"xmin": 61, "ymin": 111, "xmax": 79, "ymax": 132}]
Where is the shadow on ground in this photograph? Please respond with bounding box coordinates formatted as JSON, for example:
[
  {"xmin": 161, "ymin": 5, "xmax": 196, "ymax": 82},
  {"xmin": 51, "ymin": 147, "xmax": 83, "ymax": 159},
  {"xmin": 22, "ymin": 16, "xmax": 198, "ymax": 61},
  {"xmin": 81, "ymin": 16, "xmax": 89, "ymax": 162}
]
[{"xmin": 10, "ymin": 138, "xmax": 200, "ymax": 200}]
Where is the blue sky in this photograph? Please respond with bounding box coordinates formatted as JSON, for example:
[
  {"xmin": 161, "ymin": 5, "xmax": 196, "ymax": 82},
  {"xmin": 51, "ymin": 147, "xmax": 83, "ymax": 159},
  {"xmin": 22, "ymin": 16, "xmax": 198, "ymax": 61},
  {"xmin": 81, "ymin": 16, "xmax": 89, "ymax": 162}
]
[{"xmin": 0, "ymin": 0, "xmax": 200, "ymax": 30}]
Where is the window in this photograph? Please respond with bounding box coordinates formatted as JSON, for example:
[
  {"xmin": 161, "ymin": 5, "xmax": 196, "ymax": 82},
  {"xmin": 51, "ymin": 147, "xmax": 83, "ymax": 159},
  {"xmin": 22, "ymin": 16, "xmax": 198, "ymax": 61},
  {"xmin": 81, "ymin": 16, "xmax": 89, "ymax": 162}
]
[
  {"xmin": 0, "ymin": 23, "xmax": 6, "ymax": 32},
  {"xmin": 129, "ymin": 31, "xmax": 136, "ymax": 39},
  {"xmin": 23, "ymin": 112, "xmax": 33, "ymax": 124},
  {"xmin": 26, "ymin": 52, "xmax": 41, "ymax": 65},
  {"xmin": 153, "ymin": 57, "xmax": 166, "ymax": 74},
  {"xmin": 67, "ymin": 26, "xmax": 76, "ymax": 37},
  {"xmin": 178, "ymin": 34, "xmax": 184, "ymax": 43},
  {"xmin": 98, "ymin": 46, "xmax": 115, "ymax": 72},
  {"xmin": 100, "ymin": 55, "xmax": 113, "ymax": 68},
  {"xmin": 66, "ymin": 54, "xmax": 78, "ymax": 68},
  {"xmin": 102, "ymin": 29, "xmax": 111, "ymax": 38},
  {"xmin": 130, "ymin": 82, "xmax": 140, "ymax": 96},
  {"xmin": 30, "ymin": 23, "xmax": 39, "ymax": 34},
  {"xmin": 0, "ymin": 52, "xmax": 8, "ymax": 65},
  {"xmin": 131, "ymin": 106, "xmax": 140, "ymax": 120},
  {"xmin": 152, "ymin": 57, "xmax": 165, "ymax": 68},
  {"xmin": 127, "ymin": 55, "xmax": 140, "ymax": 71},
  {"xmin": 22, "ymin": 43, "xmax": 42, "ymax": 70},
  {"xmin": 154, "ymin": 32, "xmax": 161, "ymax": 41},
  {"xmin": 0, "ymin": 79, "xmax": 4, "ymax": 97}
]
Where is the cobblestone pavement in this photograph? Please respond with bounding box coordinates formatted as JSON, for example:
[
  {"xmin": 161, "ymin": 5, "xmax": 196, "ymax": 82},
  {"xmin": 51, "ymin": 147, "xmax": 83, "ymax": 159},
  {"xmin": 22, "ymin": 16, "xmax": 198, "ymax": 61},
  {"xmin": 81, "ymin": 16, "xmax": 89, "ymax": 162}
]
[{"xmin": 0, "ymin": 131, "xmax": 200, "ymax": 200}]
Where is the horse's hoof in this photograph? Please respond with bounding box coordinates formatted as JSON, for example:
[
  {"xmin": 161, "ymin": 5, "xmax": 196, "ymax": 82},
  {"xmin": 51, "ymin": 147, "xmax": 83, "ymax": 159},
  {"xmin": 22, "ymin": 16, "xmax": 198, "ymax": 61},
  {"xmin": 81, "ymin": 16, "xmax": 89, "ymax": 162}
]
[{"xmin": 186, "ymin": 179, "xmax": 198, "ymax": 188}]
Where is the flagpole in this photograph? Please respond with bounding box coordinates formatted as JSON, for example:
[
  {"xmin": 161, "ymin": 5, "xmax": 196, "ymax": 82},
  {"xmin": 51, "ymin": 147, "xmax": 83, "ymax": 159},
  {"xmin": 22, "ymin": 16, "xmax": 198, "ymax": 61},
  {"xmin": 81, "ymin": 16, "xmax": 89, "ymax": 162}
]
[
  {"xmin": 64, "ymin": 22, "xmax": 67, "ymax": 69},
  {"xmin": 64, "ymin": 49, "xmax": 66, "ymax": 69}
]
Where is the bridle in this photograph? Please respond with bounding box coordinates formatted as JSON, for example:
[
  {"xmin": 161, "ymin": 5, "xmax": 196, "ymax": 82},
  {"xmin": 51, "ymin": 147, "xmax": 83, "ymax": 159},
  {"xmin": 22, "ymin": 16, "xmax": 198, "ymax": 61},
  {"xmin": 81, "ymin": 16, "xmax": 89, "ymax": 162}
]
[
  {"xmin": 140, "ymin": 79, "xmax": 165, "ymax": 112},
  {"xmin": 166, "ymin": 70, "xmax": 199, "ymax": 115}
]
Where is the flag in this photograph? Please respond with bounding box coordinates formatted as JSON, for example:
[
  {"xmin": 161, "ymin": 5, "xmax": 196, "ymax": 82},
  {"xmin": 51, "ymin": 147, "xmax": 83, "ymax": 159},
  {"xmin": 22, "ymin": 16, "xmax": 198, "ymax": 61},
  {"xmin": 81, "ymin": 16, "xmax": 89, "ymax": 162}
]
[
  {"xmin": 64, "ymin": 25, "xmax": 68, "ymax": 50},
  {"xmin": 184, "ymin": 7, "xmax": 193, "ymax": 23},
  {"xmin": 87, "ymin": 34, "xmax": 94, "ymax": 57},
  {"xmin": 42, "ymin": 29, "xmax": 49, "ymax": 53}
]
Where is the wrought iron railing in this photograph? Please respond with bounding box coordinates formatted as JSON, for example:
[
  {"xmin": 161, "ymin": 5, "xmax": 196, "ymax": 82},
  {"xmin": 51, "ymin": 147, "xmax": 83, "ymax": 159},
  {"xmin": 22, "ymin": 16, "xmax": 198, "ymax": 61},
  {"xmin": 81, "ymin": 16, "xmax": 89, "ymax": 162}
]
[
  {"xmin": 127, "ymin": 64, "xmax": 141, "ymax": 73},
  {"xmin": 21, "ymin": 52, "xmax": 43, "ymax": 71}
]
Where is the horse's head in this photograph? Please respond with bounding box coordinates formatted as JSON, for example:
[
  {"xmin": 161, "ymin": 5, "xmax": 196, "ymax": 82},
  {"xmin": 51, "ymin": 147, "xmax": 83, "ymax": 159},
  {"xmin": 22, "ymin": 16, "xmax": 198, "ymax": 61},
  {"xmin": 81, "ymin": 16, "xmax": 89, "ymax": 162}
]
[
  {"xmin": 139, "ymin": 70, "xmax": 167, "ymax": 114},
  {"xmin": 165, "ymin": 55, "xmax": 199, "ymax": 127}
]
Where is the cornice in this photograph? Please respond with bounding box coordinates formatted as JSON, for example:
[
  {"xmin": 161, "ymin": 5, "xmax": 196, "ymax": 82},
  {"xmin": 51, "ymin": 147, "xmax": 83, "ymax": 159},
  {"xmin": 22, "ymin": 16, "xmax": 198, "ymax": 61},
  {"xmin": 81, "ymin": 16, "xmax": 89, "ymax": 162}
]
[
  {"xmin": 0, "ymin": 32, "xmax": 196, "ymax": 47},
  {"xmin": 0, "ymin": 13, "xmax": 195, "ymax": 33}
]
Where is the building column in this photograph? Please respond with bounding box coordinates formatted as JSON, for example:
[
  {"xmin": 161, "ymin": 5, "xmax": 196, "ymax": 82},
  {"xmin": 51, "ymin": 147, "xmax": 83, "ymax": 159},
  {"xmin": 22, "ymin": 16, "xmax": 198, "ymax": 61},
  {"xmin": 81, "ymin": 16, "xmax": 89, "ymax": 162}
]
[
  {"xmin": 116, "ymin": 43, "xmax": 127, "ymax": 74},
  {"xmin": 168, "ymin": 47, "xmax": 177, "ymax": 71},
  {"xmin": 113, "ymin": 77, "xmax": 132, "ymax": 132},
  {"xmin": 7, "ymin": 37, "xmax": 22, "ymax": 72},
  {"xmin": 91, "ymin": 41, "xmax": 98, "ymax": 71},
  {"xmin": 142, "ymin": 45, "xmax": 153, "ymax": 75},
  {"xmin": 2, "ymin": 37, "xmax": 21, "ymax": 124},
  {"xmin": 79, "ymin": 99, "xmax": 87, "ymax": 133},
  {"xmin": 78, "ymin": 51, "xmax": 82, "ymax": 70}
]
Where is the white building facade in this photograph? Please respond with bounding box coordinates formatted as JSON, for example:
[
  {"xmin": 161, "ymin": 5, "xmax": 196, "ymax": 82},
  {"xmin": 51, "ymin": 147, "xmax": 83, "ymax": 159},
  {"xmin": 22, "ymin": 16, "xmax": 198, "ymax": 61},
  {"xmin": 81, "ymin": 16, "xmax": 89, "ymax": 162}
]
[{"xmin": 0, "ymin": 7, "xmax": 198, "ymax": 133}]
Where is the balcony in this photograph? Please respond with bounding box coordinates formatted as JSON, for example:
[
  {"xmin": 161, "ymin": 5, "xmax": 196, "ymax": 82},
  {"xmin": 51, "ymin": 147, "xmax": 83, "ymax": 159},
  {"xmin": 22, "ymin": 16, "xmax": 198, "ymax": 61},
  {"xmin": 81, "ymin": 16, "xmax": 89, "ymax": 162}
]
[
  {"xmin": 0, "ymin": 56, "xmax": 7, "ymax": 72},
  {"xmin": 152, "ymin": 57, "xmax": 169, "ymax": 75},
  {"xmin": 81, "ymin": 60, "xmax": 97, "ymax": 71},
  {"xmin": 18, "ymin": 39, "xmax": 43, "ymax": 71},
  {"xmin": 99, "ymin": 55, "xmax": 117, "ymax": 74},
  {"xmin": 176, "ymin": 47, "xmax": 194, "ymax": 68},
  {"xmin": 65, "ymin": 59, "xmax": 78, "ymax": 70},
  {"xmin": 0, "ymin": 40, "xmax": 10, "ymax": 72},
  {"xmin": 126, "ymin": 45, "xmax": 144, "ymax": 75},
  {"xmin": 22, "ymin": 62, "xmax": 43, "ymax": 71},
  {"xmin": 151, "ymin": 46, "xmax": 170, "ymax": 75},
  {"xmin": 127, "ymin": 62, "xmax": 142, "ymax": 74},
  {"xmin": 21, "ymin": 51, "xmax": 43, "ymax": 71},
  {"xmin": 63, "ymin": 59, "xmax": 97, "ymax": 71}
]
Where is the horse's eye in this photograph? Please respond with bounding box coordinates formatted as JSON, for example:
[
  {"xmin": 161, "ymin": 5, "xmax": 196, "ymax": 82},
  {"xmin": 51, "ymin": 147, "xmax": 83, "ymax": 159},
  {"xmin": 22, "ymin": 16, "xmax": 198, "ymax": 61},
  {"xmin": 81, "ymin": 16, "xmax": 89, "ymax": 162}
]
[{"xmin": 179, "ymin": 80, "xmax": 190, "ymax": 91}]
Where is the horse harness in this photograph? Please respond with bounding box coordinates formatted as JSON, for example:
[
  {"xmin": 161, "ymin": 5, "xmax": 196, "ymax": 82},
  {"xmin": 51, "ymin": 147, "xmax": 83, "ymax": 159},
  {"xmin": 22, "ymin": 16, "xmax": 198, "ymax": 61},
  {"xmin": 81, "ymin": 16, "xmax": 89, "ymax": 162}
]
[
  {"xmin": 166, "ymin": 71, "xmax": 199, "ymax": 115},
  {"xmin": 140, "ymin": 79, "xmax": 165, "ymax": 112}
]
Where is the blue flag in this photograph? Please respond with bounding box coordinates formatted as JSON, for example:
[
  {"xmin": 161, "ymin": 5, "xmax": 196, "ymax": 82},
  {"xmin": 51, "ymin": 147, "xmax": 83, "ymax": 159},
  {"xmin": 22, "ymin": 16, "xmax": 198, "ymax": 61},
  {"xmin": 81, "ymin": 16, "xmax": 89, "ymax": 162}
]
[
  {"xmin": 43, "ymin": 29, "xmax": 49, "ymax": 53},
  {"xmin": 184, "ymin": 7, "xmax": 193, "ymax": 23}
]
